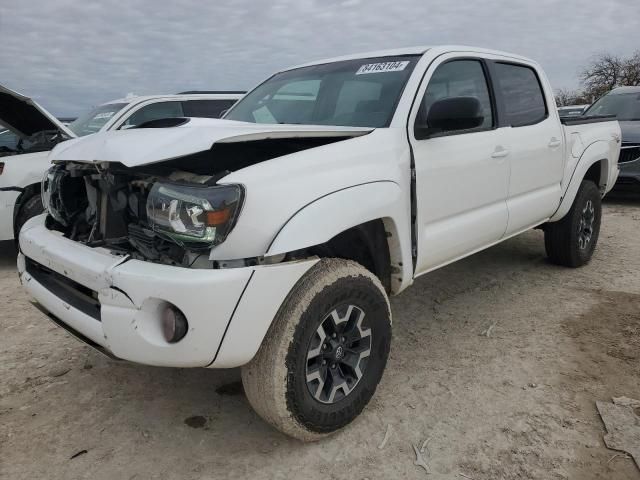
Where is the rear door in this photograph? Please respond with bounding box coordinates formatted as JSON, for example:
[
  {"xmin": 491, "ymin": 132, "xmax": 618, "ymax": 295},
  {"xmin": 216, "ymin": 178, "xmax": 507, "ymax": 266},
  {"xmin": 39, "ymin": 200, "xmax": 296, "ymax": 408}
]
[
  {"xmin": 409, "ymin": 54, "xmax": 510, "ymax": 274},
  {"xmin": 489, "ymin": 62, "xmax": 564, "ymax": 235}
]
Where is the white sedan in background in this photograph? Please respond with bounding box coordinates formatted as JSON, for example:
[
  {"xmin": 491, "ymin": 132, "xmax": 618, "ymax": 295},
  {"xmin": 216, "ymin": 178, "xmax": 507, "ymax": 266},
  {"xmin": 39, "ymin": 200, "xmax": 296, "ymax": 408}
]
[{"xmin": 0, "ymin": 86, "xmax": 243, "ymax": 240}]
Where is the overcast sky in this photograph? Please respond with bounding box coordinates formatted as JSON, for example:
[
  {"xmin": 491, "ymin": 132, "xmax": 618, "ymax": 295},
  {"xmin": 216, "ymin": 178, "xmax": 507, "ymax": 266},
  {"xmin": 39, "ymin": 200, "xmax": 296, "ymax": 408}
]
[{"xmin": 1, "ymin": 0, "xmax": 639, "ymax": 116}]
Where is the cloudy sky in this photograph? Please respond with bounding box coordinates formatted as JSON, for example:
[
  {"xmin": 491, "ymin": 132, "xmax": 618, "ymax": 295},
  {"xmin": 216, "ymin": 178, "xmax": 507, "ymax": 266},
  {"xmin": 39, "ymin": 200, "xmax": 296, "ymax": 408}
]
[{"xmin": 1, "ymin": 0, "xmax": 639, "ymax": 116}]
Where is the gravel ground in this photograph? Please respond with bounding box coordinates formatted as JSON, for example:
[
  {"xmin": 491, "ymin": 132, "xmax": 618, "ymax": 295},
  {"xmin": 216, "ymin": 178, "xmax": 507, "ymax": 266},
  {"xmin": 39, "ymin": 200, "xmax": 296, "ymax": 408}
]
[{"xmin": 1, "ymin": 198, "xmax": 639, "ymax": 480}]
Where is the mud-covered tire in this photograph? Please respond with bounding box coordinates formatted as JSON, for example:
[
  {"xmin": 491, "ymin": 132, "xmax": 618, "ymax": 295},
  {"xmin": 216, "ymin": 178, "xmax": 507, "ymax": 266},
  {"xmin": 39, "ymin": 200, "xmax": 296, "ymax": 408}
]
[
  {"xmin": 14, "ymin": 194, "xmax": 44, "ymax": 238},
  {"xmin": 544, "ymin": 180, "xmax": 601, "ymax": 267},
  {"xmin": 241, "ymin": 258, "xmax": 392, "ymax": 441}
]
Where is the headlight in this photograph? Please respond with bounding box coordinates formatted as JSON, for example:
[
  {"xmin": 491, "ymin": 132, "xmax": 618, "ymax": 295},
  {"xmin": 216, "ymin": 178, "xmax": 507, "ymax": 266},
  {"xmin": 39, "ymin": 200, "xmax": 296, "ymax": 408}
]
[{"xmin": 146, "ymin": 182, "xmax": 243, "ymax": 247}]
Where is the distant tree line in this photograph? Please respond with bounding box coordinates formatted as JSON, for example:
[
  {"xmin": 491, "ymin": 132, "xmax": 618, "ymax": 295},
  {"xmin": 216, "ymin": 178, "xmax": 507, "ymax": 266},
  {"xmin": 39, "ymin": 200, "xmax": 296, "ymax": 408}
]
[{"xmin": 555, "ymin": 50, "xmax": 640, "ymax": 106}]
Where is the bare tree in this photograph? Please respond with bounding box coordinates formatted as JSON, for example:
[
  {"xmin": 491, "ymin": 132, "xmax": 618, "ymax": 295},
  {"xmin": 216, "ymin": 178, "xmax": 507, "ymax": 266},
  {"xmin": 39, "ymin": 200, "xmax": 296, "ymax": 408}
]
[
  {"xmin": 555, "ymin": 88, "xmax": 589, "ymax": 106},
  {"xmin": 620, "ymin": 51, "xmax": 640, "ymax": 86},
  {"xmin": 580, "ymin": 53, "xmax": 622, "ymax": 99},
  {"xmin": 581, "ymin": 51, "xmax": 640, "ymax": 100}
]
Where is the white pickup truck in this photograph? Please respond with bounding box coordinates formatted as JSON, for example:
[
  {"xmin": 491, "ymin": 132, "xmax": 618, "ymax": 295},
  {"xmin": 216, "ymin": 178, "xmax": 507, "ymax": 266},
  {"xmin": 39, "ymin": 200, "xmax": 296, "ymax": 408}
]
[
  {"xmin": 18, "ymin": 46, "xmax": 620, "ymax": 441},
  {"xmin": 0, "ymin": 86, "xmax": 243, "ymax": 240}
]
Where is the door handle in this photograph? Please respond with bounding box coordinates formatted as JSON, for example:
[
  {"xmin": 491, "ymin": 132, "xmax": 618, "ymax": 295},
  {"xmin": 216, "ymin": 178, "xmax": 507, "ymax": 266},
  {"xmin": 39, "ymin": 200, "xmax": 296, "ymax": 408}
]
[
  {"xmin": 491, "ymin": 147, "xmax": 510, "ymax": 159},
  {"xmin": 548, "ymin": 138, "xmax": 562, "ymax": 148}
]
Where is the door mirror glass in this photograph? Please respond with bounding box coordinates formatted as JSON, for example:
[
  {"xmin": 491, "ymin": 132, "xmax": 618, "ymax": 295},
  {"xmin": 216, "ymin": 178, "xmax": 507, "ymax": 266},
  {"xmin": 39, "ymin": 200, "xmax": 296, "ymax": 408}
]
[{"xmin": 415, "ymin": 96, "xmax": 484, "ymax": 139}]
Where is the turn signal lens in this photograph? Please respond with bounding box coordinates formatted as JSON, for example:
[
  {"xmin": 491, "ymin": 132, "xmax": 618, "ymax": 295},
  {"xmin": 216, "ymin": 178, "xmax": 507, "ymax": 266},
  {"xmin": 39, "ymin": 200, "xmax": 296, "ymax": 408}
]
[{"xmin": 204, "ymin": 208, "xmax": 231, "ymax": 226}]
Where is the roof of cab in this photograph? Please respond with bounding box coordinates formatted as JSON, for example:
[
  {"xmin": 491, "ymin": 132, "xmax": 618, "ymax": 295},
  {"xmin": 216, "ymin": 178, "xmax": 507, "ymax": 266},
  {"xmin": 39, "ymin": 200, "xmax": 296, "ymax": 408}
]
[{"xmin": 286, "ymin": 45, "xmax": 536, "ymax": 71}]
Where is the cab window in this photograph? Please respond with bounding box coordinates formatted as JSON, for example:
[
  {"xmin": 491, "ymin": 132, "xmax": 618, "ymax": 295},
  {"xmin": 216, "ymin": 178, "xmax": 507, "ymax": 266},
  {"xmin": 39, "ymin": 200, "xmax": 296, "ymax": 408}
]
[
  {"xmin": 493, "ymin": 63, "xmax": 547, "ymax": 127},
  {"xmin": 417, "ymin": 59, "xmax": 494, "ymax": 135},
  {"xmin": 121, "ymin": 102, "xmax": 184, "ymax": 128},
  {"xmin": 182, "ymin": 99, "xmax": 237, "ymax": 119}
]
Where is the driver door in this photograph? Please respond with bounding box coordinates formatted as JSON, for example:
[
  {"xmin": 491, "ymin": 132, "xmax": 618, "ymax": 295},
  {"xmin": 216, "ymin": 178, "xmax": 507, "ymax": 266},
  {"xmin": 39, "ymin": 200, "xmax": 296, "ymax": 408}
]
[{"xmin": 409, "ymin": 56, "xmax": 510, "ymax": 275}]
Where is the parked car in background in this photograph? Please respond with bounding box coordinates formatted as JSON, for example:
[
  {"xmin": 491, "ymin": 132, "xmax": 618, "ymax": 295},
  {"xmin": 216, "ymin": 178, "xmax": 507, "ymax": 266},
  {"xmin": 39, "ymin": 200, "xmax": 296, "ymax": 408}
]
[
  {"xmin": 558, "ymin": 104, "xmax": 589, "ymax": 118},
  {"xmin": 0, "ymin": 86, "xmax": 243, "ymax": 240},
  {"xmin": 584, "ymin": 86, "xmax": 640, "ymax": 190},
  {"xmin": 18, "ymin": 45, "xmax": 620, "ymax": 441}
]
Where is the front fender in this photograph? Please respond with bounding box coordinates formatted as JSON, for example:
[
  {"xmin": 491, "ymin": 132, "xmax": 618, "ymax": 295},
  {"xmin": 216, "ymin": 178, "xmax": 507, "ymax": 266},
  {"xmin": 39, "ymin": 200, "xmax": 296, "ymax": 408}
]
[
  {"xmin": 549, "ymin": 141, "xmax": 610, "ymax": 222},
  {"xmin": 266, "ymin": 181, "xmax": 413, "ymax": 293}
]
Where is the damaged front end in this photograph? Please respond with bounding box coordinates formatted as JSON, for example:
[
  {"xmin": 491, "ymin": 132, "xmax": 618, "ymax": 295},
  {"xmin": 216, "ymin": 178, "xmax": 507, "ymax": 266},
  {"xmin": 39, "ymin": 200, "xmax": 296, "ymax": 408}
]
[{"xmin": 43, "ymin": 161, "xmax": 243, "ymax": 267}]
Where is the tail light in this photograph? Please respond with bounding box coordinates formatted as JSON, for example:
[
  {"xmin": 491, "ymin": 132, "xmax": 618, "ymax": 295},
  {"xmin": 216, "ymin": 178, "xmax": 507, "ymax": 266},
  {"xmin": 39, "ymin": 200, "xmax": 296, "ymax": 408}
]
[{"xmin": 0, "ymin": 162, "xmax": 4, "ymax": 175}]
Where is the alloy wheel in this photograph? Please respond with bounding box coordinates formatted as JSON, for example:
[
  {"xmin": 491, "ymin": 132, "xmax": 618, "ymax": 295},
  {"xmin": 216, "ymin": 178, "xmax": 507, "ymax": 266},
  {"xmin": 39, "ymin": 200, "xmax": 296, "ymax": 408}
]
[
  {"xmin": 305, "ymin": 304, "xmax": 372, "ymax": 404},
  {"xmin": 577, "ymin": 199, "xmax": 595, "ymax": 250}
]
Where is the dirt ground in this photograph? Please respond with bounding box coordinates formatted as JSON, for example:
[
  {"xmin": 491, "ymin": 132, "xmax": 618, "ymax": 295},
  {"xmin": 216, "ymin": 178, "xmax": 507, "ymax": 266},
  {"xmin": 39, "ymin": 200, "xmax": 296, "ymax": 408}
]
[{"xmin": 1, "ymin": 197, "xmax": 639, "ymax": 480}]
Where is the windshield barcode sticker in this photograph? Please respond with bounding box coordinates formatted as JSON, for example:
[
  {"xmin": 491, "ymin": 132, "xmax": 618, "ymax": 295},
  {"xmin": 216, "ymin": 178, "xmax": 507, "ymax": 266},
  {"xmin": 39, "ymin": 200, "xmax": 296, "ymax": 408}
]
[{"xmin": 356, "ymin": 61, "xmax": 409, "ymax": 75}]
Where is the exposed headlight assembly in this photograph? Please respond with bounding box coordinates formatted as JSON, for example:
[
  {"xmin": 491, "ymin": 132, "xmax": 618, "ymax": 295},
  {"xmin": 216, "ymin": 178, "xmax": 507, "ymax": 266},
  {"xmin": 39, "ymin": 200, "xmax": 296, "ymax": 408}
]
[
  {"xmin": 146, "ymin": 182, "xmax": 243, "ymax": 247},
  {"xmin": 42, "ymin": 164, "xmax": 85, "ymax": 227}
]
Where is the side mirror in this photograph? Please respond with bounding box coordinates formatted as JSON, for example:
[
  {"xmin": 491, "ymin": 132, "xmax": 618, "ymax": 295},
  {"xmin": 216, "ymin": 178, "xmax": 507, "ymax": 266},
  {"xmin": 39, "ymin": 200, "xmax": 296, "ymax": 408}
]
[{"xmin": 415, "ymin": 96, "xmax": 484, "ymax": 139}]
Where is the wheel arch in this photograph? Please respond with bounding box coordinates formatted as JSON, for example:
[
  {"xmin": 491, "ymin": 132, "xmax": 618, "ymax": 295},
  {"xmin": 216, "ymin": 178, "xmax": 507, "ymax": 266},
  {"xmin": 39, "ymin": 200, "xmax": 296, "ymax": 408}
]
[
  {"xmin": 265, "ymin": 181, "xmax": 413, "ymax": 294},
  {"xmin": 13, "ymin": 181, "xmax": 42, "ymax": 237},
  {"xmin": 550, "ymin": 142, "xmax": 610, "ymax": 222}
]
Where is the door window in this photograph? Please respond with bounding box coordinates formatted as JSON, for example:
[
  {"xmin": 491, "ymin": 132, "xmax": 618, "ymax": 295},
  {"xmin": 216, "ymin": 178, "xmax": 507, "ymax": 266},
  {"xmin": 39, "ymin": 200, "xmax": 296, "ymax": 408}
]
[
  {"xmin": 121, "ymin": 101, "xmax": 184, "ymax": 128},
  {"xmin": 182, "ymin": 99, "xmax": 237, "ymax": 119},
  {"xmin": 493, "ymin": 63, "xmax": 547, "ymax": 127},
  {"xmin": 418, "ymin": 59, "xmax": 494, "ymax": 135}
]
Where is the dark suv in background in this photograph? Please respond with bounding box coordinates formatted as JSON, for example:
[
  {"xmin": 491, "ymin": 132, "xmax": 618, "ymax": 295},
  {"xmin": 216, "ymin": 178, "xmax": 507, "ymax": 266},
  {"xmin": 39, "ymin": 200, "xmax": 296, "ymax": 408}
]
[{"xmin": 584, "ymin": 86, "xmax": 640, "ymax": 191}]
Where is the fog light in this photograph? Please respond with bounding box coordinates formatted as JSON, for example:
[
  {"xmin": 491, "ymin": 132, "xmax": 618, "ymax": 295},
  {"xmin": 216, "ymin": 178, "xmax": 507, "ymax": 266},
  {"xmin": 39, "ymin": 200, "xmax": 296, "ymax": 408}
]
[{"xmin": 162, "ymin": 305, "xmax": 188, "ymax": 343}]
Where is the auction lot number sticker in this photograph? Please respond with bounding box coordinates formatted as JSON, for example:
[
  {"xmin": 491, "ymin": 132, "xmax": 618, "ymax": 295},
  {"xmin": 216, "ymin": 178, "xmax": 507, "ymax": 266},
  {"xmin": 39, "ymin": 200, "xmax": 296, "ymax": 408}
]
[{"xmin": 356, "ymin": 61, "xmax": 409, "ymax": 75}]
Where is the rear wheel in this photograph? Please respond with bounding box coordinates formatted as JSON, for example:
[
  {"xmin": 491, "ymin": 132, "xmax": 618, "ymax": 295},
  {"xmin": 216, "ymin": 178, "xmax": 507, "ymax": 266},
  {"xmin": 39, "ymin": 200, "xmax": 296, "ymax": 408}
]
[
  {"xmin": 14, "ymin": 194, "xmax": 44, "ymax": 238},
  {"xmin": 241, "ymin": 258, "xmax": 391, "ymax": 441},
  {"xmin": 544, "ymin": 180, "xmax": 601, "ymax": 267}
]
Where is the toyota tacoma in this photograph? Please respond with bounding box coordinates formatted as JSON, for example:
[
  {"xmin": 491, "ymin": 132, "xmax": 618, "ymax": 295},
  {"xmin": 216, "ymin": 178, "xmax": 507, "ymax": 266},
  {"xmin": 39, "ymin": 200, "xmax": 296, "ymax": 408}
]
[{"xmin": 18, "ymin": 46, "xmax": 620, "ymax": 441}]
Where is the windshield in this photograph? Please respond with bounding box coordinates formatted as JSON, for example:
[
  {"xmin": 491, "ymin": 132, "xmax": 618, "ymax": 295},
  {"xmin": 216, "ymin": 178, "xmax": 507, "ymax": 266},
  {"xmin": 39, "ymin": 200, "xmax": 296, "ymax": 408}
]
[
  {"xmin": 584, "ymin": 92, "xmax": 640, "ymax": 121},
  {"xmin": 225, "ymin": 56, "xmax": 419, "ymax": 128},
  {"xmin": 68, "ymin": 102, "xmax": 128, "ymax": 136}
]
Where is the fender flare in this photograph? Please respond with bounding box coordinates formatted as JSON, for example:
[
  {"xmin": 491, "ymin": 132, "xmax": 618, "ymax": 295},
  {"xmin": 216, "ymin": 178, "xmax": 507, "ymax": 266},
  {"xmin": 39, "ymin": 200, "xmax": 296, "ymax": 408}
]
[
  {"xmin": 265, "ymin": 181, "xmax": 413, "ymax": 293},
  {"xmin": 549, "ymin": 141, "xmax": 610, "ymax": 222}
]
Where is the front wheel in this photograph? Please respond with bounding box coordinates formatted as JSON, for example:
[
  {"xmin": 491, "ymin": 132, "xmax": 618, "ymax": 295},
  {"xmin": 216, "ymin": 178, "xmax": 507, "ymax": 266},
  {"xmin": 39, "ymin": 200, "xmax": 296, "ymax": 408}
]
[
  {"xmin": 241, "ymin": 258, "xmax": 391, "ymax": 441},
  {"xmin": 544, "ymin": 180, "xmax": 602, "ymax": 267}
]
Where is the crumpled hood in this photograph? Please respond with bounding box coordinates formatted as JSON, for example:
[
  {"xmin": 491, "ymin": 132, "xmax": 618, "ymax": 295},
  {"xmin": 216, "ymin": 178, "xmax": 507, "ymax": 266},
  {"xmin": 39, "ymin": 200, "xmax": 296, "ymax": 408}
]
[
  {"xmin": 49, "ymin": 118, "xmax": 372, "ymax": 167},
  {"xmin": 619, "ymin": 121, "xmax": 640, "ymax": 143}
]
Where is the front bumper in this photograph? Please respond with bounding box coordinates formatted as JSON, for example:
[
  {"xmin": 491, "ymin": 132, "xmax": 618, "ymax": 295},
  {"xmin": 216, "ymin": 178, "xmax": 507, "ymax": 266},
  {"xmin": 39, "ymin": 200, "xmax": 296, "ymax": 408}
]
[{"xmin": 18, "ymin": 215, "xmax": 317, "ymax": 368}]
